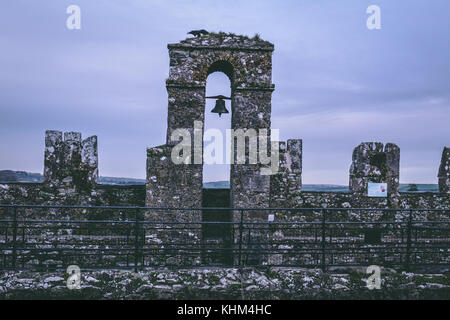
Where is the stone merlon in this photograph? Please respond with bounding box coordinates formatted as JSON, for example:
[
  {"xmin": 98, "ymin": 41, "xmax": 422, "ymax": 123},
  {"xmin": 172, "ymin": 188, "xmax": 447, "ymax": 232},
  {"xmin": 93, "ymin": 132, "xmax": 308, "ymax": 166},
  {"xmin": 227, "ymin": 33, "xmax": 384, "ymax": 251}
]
[
  {"xmin": 438, "ymin": 147, "xmax": 450, "ymax": 193},
  {"xmin": 349, "ymin": 142, "xmax": 400, "ymax": 196},
  {"xmin": 44, "ymin": 130, "xmax": 98, "ymax": 191}
]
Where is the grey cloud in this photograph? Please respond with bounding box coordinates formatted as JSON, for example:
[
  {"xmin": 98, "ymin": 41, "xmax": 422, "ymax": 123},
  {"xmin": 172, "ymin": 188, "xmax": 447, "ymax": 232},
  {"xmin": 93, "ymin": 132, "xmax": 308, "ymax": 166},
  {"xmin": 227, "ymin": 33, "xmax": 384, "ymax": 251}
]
[{"xmin": 0, "ymin": 0, "xmax": 449, "ymax": 184}]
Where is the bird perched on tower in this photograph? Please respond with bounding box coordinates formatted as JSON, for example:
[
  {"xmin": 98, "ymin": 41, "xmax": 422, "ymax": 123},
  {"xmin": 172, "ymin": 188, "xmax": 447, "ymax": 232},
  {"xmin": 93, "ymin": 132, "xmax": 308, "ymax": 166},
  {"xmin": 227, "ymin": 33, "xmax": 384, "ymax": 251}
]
[{"xmin": 188, "ymin": 30, "xmax": 209, "ymax": 37}]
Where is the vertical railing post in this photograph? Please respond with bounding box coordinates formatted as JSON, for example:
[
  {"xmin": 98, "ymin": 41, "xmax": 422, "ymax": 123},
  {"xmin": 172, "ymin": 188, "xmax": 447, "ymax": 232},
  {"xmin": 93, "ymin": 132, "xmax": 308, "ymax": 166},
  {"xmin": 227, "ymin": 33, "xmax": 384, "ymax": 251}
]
[
  {"xmin": 134, "ymin": 209, "xmax": 140, "ymax": 272},
  {"xmin": 12, "ymin": 205, "xmax": 18, "ymax": 270},
  {"xmin": 141, "ymin": 209, "xmax": 145, "ymax": 268},
  {"xmin": 321, "ymin": 209, "xmax": 326, "ymax": 272},
  {"xmin": 238, "ymin": 209, "xmax": 244, "ymax": 267},
  {"xmin": 405, "ymin": 209, "xmax": 413, "ymax": 272}
]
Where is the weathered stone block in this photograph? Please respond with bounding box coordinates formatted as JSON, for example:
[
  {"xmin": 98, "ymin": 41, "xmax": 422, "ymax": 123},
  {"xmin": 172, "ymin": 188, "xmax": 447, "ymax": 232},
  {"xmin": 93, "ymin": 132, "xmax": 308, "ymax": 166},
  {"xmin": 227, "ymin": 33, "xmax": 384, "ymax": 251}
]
[
  {"xmin": 270, "ymin": 139, "xmax": 302, "ymax": 207},
  {"xmin": 82, "ymin": 136, "xmax": 98, "ymax": 186},
  {"xmin": 349, "ymin": 142, "xmax": 400, "ymax": 197},
  {"xmin": 438, "ymin": 147, "xmax": 450, "ymax": 193},
  {"xmin": 44, "ymin": 130, "xmax": 63, "ymax": 184},
  {"xmin": 44, "ymin": 130, "xmax": 98, "ymax": 191}
]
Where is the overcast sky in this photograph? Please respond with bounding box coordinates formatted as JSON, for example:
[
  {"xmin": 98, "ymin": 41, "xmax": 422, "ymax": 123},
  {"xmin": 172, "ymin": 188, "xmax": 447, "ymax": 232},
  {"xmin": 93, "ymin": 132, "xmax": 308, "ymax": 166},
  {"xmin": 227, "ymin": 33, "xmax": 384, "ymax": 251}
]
[{"xmin": 0, "ymin": 0, "xmax": 449, "ymax": 184}]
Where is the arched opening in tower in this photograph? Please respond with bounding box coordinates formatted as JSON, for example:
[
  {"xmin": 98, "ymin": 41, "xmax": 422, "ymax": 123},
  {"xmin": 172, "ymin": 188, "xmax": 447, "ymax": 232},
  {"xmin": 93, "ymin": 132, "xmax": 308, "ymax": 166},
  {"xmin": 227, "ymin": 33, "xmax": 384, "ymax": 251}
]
[
  {"xmin": 202, "ymin": 61, "xmax": 233, "ymax": 187},
  {"xmin": 201, "ymin": 61, "xmax": 233, "ymax": 265}
]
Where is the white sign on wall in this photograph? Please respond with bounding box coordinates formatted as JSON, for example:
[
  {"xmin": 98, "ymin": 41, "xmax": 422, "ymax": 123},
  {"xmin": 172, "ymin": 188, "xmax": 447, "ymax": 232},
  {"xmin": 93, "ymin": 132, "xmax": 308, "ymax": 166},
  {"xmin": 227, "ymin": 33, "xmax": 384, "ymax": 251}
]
[{"xmin": 367, "ymin": 182, "xmax": 387, "ymax": 197}]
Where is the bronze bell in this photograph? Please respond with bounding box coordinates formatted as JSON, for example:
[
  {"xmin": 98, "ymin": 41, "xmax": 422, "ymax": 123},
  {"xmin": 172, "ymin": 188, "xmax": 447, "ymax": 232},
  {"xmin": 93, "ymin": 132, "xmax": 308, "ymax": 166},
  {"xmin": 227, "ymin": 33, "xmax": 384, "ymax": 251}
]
[
  {"xmin": 211, "ymin": 98, "xmax": 229, "ymax": 117},
  {"xmin": 206, "ymin": 95, "xmax": 231, "ymax": 117}
]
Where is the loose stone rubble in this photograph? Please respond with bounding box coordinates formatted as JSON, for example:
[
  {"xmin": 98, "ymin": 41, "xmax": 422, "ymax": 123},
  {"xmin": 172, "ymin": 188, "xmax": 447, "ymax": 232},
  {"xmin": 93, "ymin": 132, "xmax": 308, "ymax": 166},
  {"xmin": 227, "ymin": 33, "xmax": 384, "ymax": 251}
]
[{"xmin": 0, "ymin": 267, "xmax": 448, "ymax": 300}]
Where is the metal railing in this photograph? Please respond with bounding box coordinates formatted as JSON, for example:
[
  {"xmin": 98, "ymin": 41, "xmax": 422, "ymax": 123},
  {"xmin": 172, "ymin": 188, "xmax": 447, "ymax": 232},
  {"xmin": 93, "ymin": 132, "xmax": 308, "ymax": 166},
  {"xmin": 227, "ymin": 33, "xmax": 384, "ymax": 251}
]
[{"xmin": 0, "ymin": 204, "xmax": 448, "ymax": 272}]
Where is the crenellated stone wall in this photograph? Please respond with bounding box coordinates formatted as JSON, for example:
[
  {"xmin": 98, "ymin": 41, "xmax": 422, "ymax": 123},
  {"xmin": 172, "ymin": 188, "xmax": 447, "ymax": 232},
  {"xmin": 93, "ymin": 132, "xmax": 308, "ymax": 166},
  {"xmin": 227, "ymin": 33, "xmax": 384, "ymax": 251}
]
[
  {"xmin": 0, "ymin": 181, "xmax": 145, "ymax": 208},
  {"xmin": 0, "ymin": 131, "xmax": 144, "ymax": 208},
  {"xmin": 44, "ymin": 130, "xmax": 98, "ymax": 193},
  {"xmin": 0, "ymin": 33, "xmax": 448, "ymax": 270},
  {"xmin": 0, "ymin": 132, "xmax": 448, "ymax": 269},
  {"xmin": 349, "ymin": 142, "xmax": 400, "ymax": 197}
]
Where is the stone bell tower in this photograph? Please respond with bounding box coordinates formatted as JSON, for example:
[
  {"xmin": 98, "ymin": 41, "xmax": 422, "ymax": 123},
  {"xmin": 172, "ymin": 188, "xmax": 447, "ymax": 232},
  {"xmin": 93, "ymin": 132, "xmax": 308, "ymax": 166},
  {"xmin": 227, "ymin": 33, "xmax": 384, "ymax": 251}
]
[{"xmin": 146, "ymin": 33, "xmax": 275, "ymax": 215}]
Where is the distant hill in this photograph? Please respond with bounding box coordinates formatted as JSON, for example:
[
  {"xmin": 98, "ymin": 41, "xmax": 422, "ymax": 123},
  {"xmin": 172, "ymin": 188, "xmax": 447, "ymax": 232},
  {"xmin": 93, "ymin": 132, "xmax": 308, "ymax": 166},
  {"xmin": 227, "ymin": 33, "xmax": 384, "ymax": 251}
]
[
  {"xmin": 203, "ymin": 181, "xmax": 350, "ymax": 192},
  {"xmin": 0, "ymin": 170, "xmax": 43, "ymax": 183},
  {"xmin": 399, "ymin": 183, "xmax": 439, "ymax": 193},
  {"xmin": 303, "ymin": 184, "xmax": 349, "ymax": 192},
  {"xmin": 98, "ymin": 176, "xmax": 145, "ymax": 185},
  {"xmin": 0, "ymin": 170, "xmax": 439, "ymax": 192},
  {"xmin": 203, "ymin": 180, "xmax": 440, "ymax": 192},
  {"xmin": 0, "ymin": 170, "xmax": 145, "ymax": 186},
  {"xmin": 203, "ymin": 181, "xmax": 230, "ymax": 189}
]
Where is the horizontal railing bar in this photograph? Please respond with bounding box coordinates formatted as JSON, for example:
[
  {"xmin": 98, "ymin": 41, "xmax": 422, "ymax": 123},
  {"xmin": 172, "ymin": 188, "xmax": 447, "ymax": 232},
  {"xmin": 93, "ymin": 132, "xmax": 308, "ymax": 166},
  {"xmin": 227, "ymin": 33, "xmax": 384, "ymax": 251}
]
[
  {"xmin": 2, "ymin": 249, "xmax": 446, "ymax": 258},
  {"xmin": 3, "ymin": 243, "xmax": 448, "ymax": 251},
  {"xmin": 2, "ymin": 239, "xmax": 447, "ymax": 245},
  {"xmin": 0, "ymin": 220, "xmax": 448, "ymax": 227},
  {"xmin": 2, "ymin": 262, "xmax": 448, "ymax": 272},
  {"xmin": 0, "ymin": 204, "xmax": 448, "ymax": 212}
]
